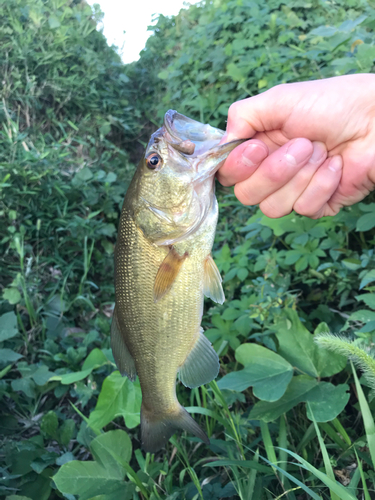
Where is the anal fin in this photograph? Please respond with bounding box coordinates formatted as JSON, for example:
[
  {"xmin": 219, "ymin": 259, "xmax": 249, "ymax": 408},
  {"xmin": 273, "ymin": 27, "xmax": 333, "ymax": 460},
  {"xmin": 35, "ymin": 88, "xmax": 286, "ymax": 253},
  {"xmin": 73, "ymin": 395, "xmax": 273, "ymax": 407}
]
[
  {"xmin": 179, "ymin": 328, "xmax": 219, "ymax": 388},
  {"xmin": 154, "ymin": 246, "xmax": 187, "ymax": 302},
  {"xmin": 110, "ymin": 307, "xmax": 137, "ymax": 381},
  {"xmin": 203, "ymin": 254, "xmax": 225, "ymax": 304}
]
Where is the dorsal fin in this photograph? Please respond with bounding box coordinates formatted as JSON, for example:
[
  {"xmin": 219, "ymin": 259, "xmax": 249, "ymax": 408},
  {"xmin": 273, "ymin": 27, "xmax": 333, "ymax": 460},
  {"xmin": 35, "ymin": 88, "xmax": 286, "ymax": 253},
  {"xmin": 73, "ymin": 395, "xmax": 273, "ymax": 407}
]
[{"xmin": 154, "ymin": 247, "xmax": 188, "ymax": 302}]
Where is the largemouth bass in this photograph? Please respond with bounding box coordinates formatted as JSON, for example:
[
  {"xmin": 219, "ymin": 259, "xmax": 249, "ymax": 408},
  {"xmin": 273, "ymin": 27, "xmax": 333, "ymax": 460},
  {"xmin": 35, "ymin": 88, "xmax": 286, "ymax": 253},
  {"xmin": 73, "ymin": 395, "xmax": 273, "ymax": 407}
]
[{"xmin": 112, "ymin": 110, "xmax": 242, "ymax": 452}]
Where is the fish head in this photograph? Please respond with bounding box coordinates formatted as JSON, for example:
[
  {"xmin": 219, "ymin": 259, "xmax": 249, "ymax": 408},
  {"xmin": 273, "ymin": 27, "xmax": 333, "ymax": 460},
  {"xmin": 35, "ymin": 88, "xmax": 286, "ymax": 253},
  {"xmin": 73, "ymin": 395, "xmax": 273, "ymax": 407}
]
[{"xmin": 129, "ymin": 110, "xmax": 243, "ymax": 245}]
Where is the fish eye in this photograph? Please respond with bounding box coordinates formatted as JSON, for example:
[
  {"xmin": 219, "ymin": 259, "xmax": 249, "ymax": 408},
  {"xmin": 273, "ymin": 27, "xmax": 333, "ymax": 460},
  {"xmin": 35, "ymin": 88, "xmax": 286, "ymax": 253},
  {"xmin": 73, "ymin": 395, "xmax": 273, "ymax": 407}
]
[{"xmin": 146, "ymin": 153, "xmax": 162, "ymax": 170}]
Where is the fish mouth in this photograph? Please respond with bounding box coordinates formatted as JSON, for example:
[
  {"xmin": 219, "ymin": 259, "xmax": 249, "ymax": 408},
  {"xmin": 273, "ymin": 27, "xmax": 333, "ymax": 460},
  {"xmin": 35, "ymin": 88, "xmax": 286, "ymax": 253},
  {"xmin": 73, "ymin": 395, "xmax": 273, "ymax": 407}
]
[
  {"xmin": 163, "ymin": 110, "xmax": 225, "ymax": 158},
  {"xmin": 162, "ymin": 110, "xmax": 245, "ymax": 179},
  {"xmin": 193, "ymin": 138, "xmax": 245, "ymax": 183}
]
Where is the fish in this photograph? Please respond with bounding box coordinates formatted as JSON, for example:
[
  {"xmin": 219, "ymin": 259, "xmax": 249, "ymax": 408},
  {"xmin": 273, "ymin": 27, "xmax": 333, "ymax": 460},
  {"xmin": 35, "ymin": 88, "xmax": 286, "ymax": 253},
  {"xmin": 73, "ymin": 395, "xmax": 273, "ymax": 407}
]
[{"xmin": 111, "ymin": 110, "xmax": 243, "ymax": 453}]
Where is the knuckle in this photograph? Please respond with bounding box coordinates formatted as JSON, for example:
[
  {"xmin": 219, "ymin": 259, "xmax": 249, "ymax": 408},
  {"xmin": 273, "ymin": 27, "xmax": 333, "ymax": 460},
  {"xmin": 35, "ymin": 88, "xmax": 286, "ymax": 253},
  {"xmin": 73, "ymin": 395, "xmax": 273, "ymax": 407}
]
[
  {"xmin": 297, "ymin": 169, "xmax": 315, "ymax": 186},
  {"xmin": 217, "ymin": 174, "xmax": 231, "ymax": 187},
  {"xmin": 260, "ymin": 198, "xmax": 290, "ymax": 219},
  {"xmin": 228, "ymin": 101, "xmax": 243, "ymax": 120},
  {"xmin": 267, "ymin": 83, "xmax": 287, "ymax": 98},
  {"xmin": 266, "ymin": 165, "xmax": 285, "ymax": 184},
  {"xmin": 293, "ymin": 199, "xmax": 315, "ymax": 217},
  {"xmin": 234, "ymin": 183, "xmax": 252, "ymax": 206}
]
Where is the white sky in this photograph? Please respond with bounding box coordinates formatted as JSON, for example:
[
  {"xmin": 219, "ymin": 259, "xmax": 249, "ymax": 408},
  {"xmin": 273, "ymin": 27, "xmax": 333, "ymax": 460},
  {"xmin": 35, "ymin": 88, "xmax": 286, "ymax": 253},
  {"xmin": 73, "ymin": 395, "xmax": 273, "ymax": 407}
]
[{"xmin": 87, "ymin": 0, "xmax": 201, "ymax": 64}]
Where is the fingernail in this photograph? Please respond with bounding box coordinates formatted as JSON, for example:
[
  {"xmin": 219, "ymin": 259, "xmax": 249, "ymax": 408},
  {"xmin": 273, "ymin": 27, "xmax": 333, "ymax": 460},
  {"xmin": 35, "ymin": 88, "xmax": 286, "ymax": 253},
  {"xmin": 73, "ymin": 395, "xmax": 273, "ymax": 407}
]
[
  {"xmin": 310, "ymin": 141, "xmax": 327, "ymax": 163},
  {"xmin": 328, "ymin": 155, "xmax": 342, "ymax": 172},
  {"xmin": 284, "ymin": 139, "xmax": 313, "ymax": 166},
  {"xmin": 242, "ymin": 143, "xmax": 268, "ymax": 167}
]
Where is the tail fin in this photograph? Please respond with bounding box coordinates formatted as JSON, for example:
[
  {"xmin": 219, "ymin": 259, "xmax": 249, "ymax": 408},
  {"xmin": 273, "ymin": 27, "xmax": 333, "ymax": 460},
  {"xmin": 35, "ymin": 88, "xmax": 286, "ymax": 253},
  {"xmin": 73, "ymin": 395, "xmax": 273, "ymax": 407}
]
[{"xmin": 141, "ymin": 402, "xmax": 209, "ymax": 453}]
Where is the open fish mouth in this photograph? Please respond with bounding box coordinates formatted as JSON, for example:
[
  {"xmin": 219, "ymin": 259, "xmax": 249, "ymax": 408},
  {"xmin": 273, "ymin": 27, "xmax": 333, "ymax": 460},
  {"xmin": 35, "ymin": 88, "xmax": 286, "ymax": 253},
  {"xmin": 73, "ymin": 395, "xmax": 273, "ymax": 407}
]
[
  {"xmin": 163, "ymin": 110, "xmax": 225, "ymax": 158},
  {"xmin": 161, "ymin": 110, "xmax": 245, "ymax": 180}
]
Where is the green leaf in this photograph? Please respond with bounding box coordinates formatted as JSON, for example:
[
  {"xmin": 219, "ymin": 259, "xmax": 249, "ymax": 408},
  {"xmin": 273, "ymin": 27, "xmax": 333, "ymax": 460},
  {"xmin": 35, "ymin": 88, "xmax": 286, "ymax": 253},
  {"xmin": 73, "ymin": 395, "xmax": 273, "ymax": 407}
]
[
  {"xmin": 276, "ymin": 312, "xmax": 317, "ymax": 376},
  {"xmin": 0, "ymin": 348, "xmax": 23, "ymax": 363},
  {"xmin": 105, "ymin": 172, "xmax": 117, "ymax": 184},
  {"xmin": 226, "ymin": 62, "xmax": 246, "ymax": 82},
  {"xmin": 360, "ymin": 270, "xmax": 375, "ymax": 289},
  {"xmin": 237, "ymin": 268, "xmax": 248, "ymax": 281},
  {"xmin": 59, "ymin": 419, "xmax": 75, "ymax": 446},
  {"xmin": 356, "ymin": 294, "xmax": 375, "ymax": 310},
  {"xmin": 295, "ymin": 255, "xmax": 309, "ymax": 272},
  {"xmin": 310, "ymin": 25, "xmax": 337, "ymax": 37},
  {"xmin": 53, "ymin": 461, "xmax": 133, "ymax": 500},
  {"xmin": 356, "ymin": 212, "xmax": 375, "ymax": 232},
  {"xmin": 348, "ymin": 310, "xmax": 375, "ymax": 324},
  {"xmin": 11, "ymin": 378, "xmax": 36, "ymax": 398},
  {"xmin": 49, "ymin": 349, "xmax": 108, "ymax": 385},
  {"xmin": 82, "ymin": 348, "xmax": 109, "ymax": 371},
  {"xmin": 90, "ymin": 430, "xmax": 132, "ymax": 478},
  {"xmin": 6, "ymin": 496, "xmax": 33, "ymax": 500},
  {"xmin": 306, "ymin": 383, "xmax": 350, "ymax": 422},
  {"xmin": 73, "ymin": 167, "xmax": 93, "ymax": 183},
  {"xmin": 276, "ymin": 310, "xmax": 346, "ymax": 378},
  {"xmin": 250, "ymin": 375, "xmax": 318, "ymax": 422},
  {"xmin": 49, "ymin": 368, "xmax": 93, "ymax": 385},
  {"xmin": 0, "ymin": 311, "xmax": 19, "ymax": 341},
  {"xmin": 356, "ymin": 43, "xmax": 375, "ymax": 69},
  {"xmin": 3, "ymin": 287, "xmax": 21, "ymax": 305},
  {"xmin": 41, "ymin": 411, "xmax": 59, "ymax": 439},
  {"xmin": 218, "ymin": 344, "xmax": 293, "ymax": 401},
  {"xmin": 157, "ymin": 70, "xmax": 169, "ymax": 79},
  {"xmin": 88, "ymin": 371, "xmax": 141, "ymax": 430},
  {"xmin": 48, "ymin": 15, "xmax": 61, "ymax": 29},
  {"xmin": 342, "ymin": 258, "xmax": 361, "ymax": 270},
  {"xmin": 222, "ymin": 308, "xmax": 241, "ymax": 321},
  {"xmin": 259, "ymin": 213, "xmax": 296, "ymax": 236}
]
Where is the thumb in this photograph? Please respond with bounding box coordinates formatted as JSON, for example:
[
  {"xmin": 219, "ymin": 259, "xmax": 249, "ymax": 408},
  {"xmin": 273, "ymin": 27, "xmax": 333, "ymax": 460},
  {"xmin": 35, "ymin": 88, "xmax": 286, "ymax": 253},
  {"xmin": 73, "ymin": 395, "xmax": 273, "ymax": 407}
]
[{"xmin": 222, "ymin": 85, "xmax": 293, "ymax": 143}]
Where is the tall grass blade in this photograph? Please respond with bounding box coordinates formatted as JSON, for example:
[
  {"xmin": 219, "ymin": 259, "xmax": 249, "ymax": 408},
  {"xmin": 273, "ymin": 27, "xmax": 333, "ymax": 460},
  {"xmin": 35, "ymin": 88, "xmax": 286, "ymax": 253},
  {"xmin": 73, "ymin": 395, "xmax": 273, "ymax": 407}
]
[
  {"xmin": 247, "ymin": 449, "xmax": 259, "ymax": 500},
  {"xmin": 351, "ymin": 361, "xmax": 375, "ymax": 469},
  {"xmin": 332, "ymin": 418, "xmax": 351, "ymax": 446},
  {"xmin": 259, "ymin": 453, "xmax": 322, "ymax": 500},
  {"xmin": 354, "ymin": 449, "xmax": 370, "ymax": 500},
  {"xmin": 260, "ymin": 421, "xmax": 277, "ymax": 470},
  {"xmin": 278, "ymin": 448, "xmax": 357, "ymax": 500},
  {"xmin": 308, "ymin": 404, "xmax": 339, "ymax": 500},
  {"xmin": 347, "ymin": 464, "xmax": 360, "ymax": 499},
  {"xmin": 278, "ymin": 414, "xmax": 288, "ymax": 481}
]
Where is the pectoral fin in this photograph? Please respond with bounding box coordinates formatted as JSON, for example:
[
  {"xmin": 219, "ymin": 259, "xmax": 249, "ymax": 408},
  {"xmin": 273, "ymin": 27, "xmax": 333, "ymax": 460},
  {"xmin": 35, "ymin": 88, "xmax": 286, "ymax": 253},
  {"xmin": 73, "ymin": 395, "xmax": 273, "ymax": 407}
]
[
  {"xmin": 203, "ymin": 255, "xmax": 225, "ymax": 304},
  {"xmin": 154, "ymin": 247, "xmax": 188, "ymax": 302},
  {"xmin": 179, "ymin": 328, "xmax": 219, "ymax": 388},
  {"xmin": 110, "ymin": 307, "xmax": 137, "ymax": 381}
]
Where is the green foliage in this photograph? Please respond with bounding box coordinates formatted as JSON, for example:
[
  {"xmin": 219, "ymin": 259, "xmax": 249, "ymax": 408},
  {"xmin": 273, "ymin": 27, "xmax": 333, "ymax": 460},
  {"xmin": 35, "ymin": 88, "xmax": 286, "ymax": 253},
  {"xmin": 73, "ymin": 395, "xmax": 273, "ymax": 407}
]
[
  {"xmin": 150, "ymin": 0, "xmax": 375, "ymax": 125},
  {"xmin": 2, "ymin": 0, "xmax": 375, "ymax": 498},
  {"xmin": 54, "ymin": 430, "xmax": 135, "ymax": 500}
]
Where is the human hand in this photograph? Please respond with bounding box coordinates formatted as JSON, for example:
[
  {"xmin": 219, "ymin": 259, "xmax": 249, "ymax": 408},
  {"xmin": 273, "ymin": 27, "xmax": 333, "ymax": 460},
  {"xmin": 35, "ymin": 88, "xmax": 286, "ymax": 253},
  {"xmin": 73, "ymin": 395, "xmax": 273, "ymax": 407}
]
[{"xmin": 218, "ymin": 74, "xmax": 375, "ymax": 218}]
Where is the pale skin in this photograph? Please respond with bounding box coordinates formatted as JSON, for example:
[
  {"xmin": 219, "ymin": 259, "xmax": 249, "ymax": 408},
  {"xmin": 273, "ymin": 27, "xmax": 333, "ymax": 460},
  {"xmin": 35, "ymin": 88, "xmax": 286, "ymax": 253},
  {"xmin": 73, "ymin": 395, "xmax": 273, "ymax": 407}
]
[{"xmin": 217, "ymin": 74, "xmax": 375, "ymax": 219}]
